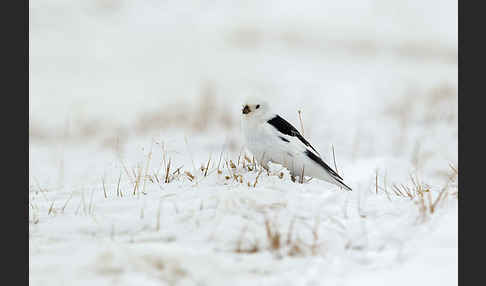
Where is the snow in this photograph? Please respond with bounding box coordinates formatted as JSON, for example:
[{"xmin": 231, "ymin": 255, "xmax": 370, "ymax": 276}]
[{"xmin": 30, "ymin": 0, "xmax": 457, "ymax": 285}]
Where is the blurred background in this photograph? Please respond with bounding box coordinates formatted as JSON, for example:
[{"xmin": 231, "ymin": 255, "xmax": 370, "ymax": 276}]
[{"xmin": 29, "ymin": 0, "xmax": 457, "ymax": 188}]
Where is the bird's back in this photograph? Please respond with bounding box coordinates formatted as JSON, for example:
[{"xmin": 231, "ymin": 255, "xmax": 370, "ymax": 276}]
[{"xmin": 241, "ymin": 110, "xmax": 352, "ymax": 191}]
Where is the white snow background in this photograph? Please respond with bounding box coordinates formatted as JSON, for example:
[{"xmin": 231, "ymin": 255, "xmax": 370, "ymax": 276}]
[{"xmin": 29, "ymin": 0, "xmax": 458, "ymax": 285}]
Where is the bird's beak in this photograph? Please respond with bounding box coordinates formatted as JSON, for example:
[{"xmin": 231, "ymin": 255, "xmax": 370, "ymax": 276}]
[{"xmin": 242, "ymin": 105, "xmax": 250, "ymax": 114}]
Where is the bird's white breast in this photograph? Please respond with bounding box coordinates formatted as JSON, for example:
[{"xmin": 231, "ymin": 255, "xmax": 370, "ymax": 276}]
[
  {"xmin": 242, "ymin": 116, "xmax": 295, "ymax": 166},
  {"xmin": 242, "ymin": 118, "xmax": 271, "ymax": 159}
]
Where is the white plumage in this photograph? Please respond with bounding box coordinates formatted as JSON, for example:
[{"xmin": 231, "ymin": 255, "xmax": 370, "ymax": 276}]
[{"xmin": 241, "ymin": 96, "xmax": 352, "ymax": 191}]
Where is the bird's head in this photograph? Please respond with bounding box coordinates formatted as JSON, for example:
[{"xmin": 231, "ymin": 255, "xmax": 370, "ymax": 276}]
[{"xmin": 241, "ymin": 96, "xmax": 270, "ymax": 121}]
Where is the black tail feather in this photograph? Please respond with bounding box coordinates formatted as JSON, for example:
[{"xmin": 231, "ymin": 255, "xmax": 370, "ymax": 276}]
[{"xmin": 305, "ymin": 150, "xmax": 352, "ymax": 191}]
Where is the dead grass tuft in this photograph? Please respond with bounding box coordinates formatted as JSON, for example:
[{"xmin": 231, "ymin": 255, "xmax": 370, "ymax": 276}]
[
  {"xmin": 234, "ymin": 215, "xmax": 324, "ymax": 257},
  {"xmin": 377, "ymin": 165, "xmax": 458, "ymax": 223}
]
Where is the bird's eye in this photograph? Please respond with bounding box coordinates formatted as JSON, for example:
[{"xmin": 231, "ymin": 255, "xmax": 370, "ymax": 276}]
[{"xmin": 256, "ymin": 105, "xmax": 260, "ymax": 109}]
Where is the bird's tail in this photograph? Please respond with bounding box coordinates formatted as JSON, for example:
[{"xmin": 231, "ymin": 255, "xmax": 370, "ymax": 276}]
[
  {"xmin": 333, "ymin": 177, "xmax": 352, "ymax": 191},
  {"xmin": 303, "ymin": 150, "xmax": 353, "ymax": 191}
]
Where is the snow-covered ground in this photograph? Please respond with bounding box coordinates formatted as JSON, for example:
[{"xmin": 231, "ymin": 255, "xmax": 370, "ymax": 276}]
[{"xmin": 29, "ymin": 1, "xmax": 458, "ymax": 285}]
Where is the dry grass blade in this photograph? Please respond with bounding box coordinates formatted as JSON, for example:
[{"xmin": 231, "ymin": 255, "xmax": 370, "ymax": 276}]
[
  {"xmin": 119, "ymin": 158, "xmax": 134, "ymax": 185},
  {"xmin": 299, "ymin": 166, "xmax": 305, "ymax": 184},
  {"xmin": 382, "ymin": 172, "xmax": 391, "ymax": 201},
  {"xmin": 237, "ymin": 149, "xmax": 243, "ymax": 167},
  {"xmin": 392, "ymin": 184, "xmax": 404, "ymax": 197},
  {"xmin": 416, "ymin": 193, "xmax": 427, "ymax": 223},
  {"xmin": 331, "ymin": 145, "xmax": 344, "ymax": 191},
  {"xmin": 88, "ymin": 188, "xmax": 95, "ymax": 215},
  {"xmin": 133, "ymin": 164, "xmax": 143, "ymax": 195},
  {"xmin": 204, "ymin": 156, "xmax": 211, "ymax": 177},
  {"xmin": 244, "ymin": 155, "xmax": 252, "ymax": 164},
  {"xmin": 165, "ymin": 158, "xmax": 172, "ymax": 184},
  {"xmin": 298, "ymin": 110, "xmax": 305, "ymax": 136},
  {"xmin": 48, "ymin": 201, "xmax": 56, "ymax": 215},
  {"xmin": 449, "ymin": 163, "xmax": 458, "ymax": 175},
  {"xmin": 225, "ymin": 160, "xmax": 234, "ymax": 179},
  {"xmin": 185, "ymin": 171, "xmax": 195, "ymax": 182},
  {"xmin": 102, "ymin": 176, "xmax": 107, "ymax": 199},
  {"xmin": 172, "ymin": 166, "xmax": 183, "ymax": 176},
  {"xmin": 264, "ymin": 216, "xmax": 281, "ymax": 251},
  {"xmin": 116, "ymin": 172, "xmax": 123, "ymax": 197},
  {"xmin": 61, "ymin": 193, "xmax": 73, "ymax": 213},
  {"xmin": 217, "ymin": 146, "xmax": 226, "ymax": 174},
  {"xmin": 430, "ymin": 187, "xmax": 449, "ymax": 213},
  {"xmin": 331, "ymin": 145, "xmax": 339, "ymax": 175},
  {"xmin": 253, "ymin": 169, "xmax": 263, "ymax": 188},
  {"xmin": 141, "ymin": 142, "xmax": 153, "ymax": 194}
]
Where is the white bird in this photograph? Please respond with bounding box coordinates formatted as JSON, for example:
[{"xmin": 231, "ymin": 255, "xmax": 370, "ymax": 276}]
[{"xmin": 240, "ymin": 96, "xmax": 352, "ymax": 191}]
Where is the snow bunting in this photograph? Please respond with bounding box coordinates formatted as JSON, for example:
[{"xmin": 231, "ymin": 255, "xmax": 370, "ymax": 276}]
[{"xmin": 241, "ymin": 97, "xmax": 352, "ymax": 191}]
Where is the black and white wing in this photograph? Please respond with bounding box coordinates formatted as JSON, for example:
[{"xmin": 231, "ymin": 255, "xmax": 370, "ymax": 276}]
[
  {"xmin": 266, "ymin": 114, "xmax": 352, "ymax": 191},
  {"xmin": 267, "ymin": 115, "xmax": 320, "ymax": 156}
]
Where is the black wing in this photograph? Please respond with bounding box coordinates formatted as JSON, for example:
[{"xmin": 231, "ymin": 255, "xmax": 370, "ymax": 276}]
[
  {"xmin": 305, "ymin": 150, "xmax": 343, "ymax": 181},
  {"xmin": 305, "ymin": 150, "xmax": 352, "ymax": 191},
  {"xmin": 267, "ymin": 115, "xmax": 320, "ymax": 155}
]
